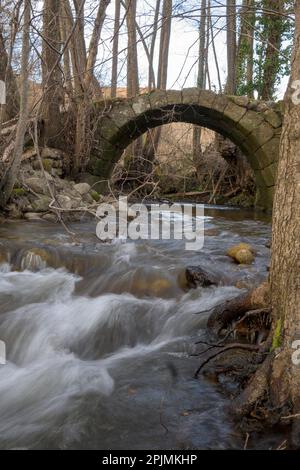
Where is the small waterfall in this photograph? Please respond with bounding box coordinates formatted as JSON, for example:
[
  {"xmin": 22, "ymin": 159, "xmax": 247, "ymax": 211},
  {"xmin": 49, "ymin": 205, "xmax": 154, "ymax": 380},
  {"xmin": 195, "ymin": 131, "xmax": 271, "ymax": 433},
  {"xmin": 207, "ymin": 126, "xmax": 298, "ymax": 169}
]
[{"xmin": 21, "ymin": 249, "xmax": 49, "ymax": 271}]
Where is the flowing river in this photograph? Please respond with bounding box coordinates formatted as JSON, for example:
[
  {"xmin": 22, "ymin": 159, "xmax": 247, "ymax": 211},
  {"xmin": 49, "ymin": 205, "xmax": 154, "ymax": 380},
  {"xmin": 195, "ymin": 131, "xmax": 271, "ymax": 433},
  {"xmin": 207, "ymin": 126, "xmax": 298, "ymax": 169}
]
[{"xmin": 0, "ymin": 205, "xmax": 276, "ymax": 450}]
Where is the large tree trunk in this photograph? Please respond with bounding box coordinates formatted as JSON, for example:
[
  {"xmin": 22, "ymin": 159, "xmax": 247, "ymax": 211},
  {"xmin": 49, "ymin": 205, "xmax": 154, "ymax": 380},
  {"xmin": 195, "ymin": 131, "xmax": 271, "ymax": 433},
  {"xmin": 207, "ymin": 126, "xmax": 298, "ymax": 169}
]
[
  {"xmin": 0, "ymin": 0, "xmax": 31, "ymax": 208},
  {"xmin": 236, "ymin": 1, "xmax": 300, "ymax": 447},
  {"xmin": 268, "ymin": 1, "xmax": 300, "ymax": 445}
]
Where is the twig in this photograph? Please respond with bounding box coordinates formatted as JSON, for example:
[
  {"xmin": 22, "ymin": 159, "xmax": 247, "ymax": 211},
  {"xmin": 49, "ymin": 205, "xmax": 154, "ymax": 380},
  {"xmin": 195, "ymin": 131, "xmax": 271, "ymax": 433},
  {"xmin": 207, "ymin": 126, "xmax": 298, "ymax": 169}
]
[
  {"xmin": 281, "ymin": 413, "xmax": 300, "ymax": 420},
  {"xmin": 244, "ymin": 433, "xmax": 250, "ymax": 450}
]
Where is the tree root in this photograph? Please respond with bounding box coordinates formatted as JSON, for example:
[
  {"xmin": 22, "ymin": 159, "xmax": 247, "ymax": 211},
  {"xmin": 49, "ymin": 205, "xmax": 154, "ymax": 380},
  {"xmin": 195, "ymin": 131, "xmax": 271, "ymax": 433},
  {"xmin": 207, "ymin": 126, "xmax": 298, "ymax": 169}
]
[
  {"xmin": 233, "ymin": 354, "xmax": 273, "ymax": 416},
  {"xmin": 194, "ymin": 343, "xmax": 261, "ymax": 378}
]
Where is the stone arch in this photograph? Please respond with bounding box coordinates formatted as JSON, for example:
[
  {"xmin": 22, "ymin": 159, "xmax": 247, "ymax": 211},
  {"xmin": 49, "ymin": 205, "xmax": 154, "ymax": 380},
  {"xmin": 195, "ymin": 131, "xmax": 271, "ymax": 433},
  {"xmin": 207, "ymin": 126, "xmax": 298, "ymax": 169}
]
[{"xmin": 90, "ymin": 89, "xmax": 282, "ymax": 210}]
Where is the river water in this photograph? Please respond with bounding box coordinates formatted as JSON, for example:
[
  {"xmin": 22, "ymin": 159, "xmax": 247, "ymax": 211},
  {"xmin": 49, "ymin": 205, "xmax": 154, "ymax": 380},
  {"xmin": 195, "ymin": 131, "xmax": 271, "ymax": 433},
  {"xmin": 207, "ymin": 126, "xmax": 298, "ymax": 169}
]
[{"xmin": 0, "ymin": 206, "xmax": 276, "ymax": 450}]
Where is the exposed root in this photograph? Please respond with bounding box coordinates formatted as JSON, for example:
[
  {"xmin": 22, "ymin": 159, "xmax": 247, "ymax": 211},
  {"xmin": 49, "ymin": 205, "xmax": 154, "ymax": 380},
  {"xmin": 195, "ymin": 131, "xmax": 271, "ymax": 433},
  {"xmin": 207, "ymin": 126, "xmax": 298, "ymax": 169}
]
[
  {"xmin": 233, "ymin": 354, "xmax": 273, "ymax": 416},
  {"xmin": 194, "ymin": 343, "xmax": 261, "ymax": 378}
]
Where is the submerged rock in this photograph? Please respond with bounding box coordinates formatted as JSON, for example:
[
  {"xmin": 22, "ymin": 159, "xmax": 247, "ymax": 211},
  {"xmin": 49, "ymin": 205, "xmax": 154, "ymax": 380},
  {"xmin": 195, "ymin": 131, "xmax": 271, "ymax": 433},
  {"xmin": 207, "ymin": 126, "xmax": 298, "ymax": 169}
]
[
  {"xmin": 227, "ymin": 243, "xmax": 255, "ymax": 265},
  {"xmin": 133, "ymin": 277, "xmax": 172, "ymax": 297}
]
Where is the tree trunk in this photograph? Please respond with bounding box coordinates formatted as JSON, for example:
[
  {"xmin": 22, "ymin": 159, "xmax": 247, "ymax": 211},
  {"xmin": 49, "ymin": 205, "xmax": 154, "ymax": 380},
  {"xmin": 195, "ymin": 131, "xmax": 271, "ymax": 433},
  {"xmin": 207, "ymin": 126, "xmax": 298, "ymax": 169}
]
[
  {"xmin": 236, "ymin": 0, "xmax": 255, "ymax": 97},
  {"xmin": 193, "ymin": 0, "xmax": 207, "ymax": 180},
  {"xmin": 157, "ymin": 0, "xmax": 172, "ymax": 90},
  {"xmin": 124, "ymin": 0, "xmax": 142, "ymax": 176},
  {"xmin": 236, "ymin": 1, "xmax": 300, "ymax": 447},
  {"xmin": 260, "ymin": 0, "xmax": 284, "ymax": 100},
  {"xmin": 126, "ymin": 0, "xmax": 139, "ymax": 97},
  {"xmin": 74, "ymin": 0, "xmax": 110, "ymax": 173},
  {"xmin": 42, "ymin": 0, "xmax": 64, "ymax": 147},
  {"xmin": 0, "ymin": 0, "xmax": 31, "ymax": 208},
  {"xmin": 226, "ymin": 0, "xmax": 237, "ymax": 94},
  {"xmin": 0, "ymin": 27, "xmax": 20, "ymax": 123},
  {"xmin": 148, "ymin": 0, "xmax": 161, "ymax": 90},
  {"xmin": 59, "ymin": 5, "xmax": 74, "ymax": 99},
  {"xmin": 141, "ymin": 0, "xmax": 172, "ymax": 175},
  {"xmin": 111, "ymin": 0, "xmax": 121, "ymax": 98},
  {"xmin": 268, "ymin": 0, "xmax": 300, "ymax": 445},
  {"xmin": 63, "ymin": 0, "xmax": 85, "ymax": 98}
]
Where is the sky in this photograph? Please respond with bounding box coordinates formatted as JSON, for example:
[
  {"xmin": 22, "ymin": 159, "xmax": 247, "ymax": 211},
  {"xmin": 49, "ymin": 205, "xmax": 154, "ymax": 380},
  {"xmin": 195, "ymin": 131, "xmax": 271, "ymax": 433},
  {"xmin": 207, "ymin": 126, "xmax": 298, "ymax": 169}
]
[{"xmin": 95, "ymin": 0, "xmax": 289, "ymax": 99}]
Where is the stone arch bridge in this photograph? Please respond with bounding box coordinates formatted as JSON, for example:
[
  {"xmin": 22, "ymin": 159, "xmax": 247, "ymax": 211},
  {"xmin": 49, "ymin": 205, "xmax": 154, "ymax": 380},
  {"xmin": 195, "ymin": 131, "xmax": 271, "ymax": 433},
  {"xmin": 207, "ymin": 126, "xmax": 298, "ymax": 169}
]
[{"xmin": 89, "ymin": 88, "xmax": 283, "ymax": 210}]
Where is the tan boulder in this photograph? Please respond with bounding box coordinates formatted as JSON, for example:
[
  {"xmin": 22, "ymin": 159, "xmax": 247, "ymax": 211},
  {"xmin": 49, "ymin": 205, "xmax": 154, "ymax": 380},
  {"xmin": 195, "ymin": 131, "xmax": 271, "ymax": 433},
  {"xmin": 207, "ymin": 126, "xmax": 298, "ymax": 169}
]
[{"xmin": 227, "ymin": 243, "xmax": 255, "ymax": 264}]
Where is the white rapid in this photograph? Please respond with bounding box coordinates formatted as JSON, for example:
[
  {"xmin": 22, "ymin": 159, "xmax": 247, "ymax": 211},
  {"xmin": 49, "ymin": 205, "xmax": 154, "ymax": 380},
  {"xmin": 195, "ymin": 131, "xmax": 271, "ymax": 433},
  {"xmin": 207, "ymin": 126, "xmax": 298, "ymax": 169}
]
[{"xmin": 0, "ymin": 207, "xmax": 272, "ymax": 449}]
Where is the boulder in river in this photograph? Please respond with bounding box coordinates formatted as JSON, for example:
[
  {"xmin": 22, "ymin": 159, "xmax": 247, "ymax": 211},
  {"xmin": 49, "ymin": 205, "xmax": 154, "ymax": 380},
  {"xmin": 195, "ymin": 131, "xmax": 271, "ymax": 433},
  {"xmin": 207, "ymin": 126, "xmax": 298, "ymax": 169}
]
[
  {"xmin": 183, "ymin": 266, "xmax": 219, "ymax": 289},
  {"xmin": 227, "ymin": 243, "xmax": 255, "ymax": 265}
]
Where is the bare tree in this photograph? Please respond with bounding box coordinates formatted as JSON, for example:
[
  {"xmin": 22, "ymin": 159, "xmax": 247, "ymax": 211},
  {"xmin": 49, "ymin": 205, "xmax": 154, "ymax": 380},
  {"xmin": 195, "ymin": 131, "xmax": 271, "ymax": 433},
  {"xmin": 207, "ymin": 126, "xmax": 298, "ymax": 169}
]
[
  {"xmin": 236, "ymin": 0, "xmax": 255, "ymax": 97},
  {"xmin": 157, "ymin": 0, "xmax": 172, "ymax": 89},
  {"xmin": 42, "ymin": 0, "xmax": 64, "ymax": 147},
  {"xmin": 226, "ymin": 0, "xmax": 237, "ymax": 94},
  {"xmin": 126, "ymin": 0, "xmax": 139, "ymax": 97},
  {"xmin": 0, "ymin": 18, "xmax": 20, "ymax": 123},
  {"xmin": 0, "ymin": 0, "xmax": 31, "ymax": 208},
  {"xmin": 193, "ymin": 0, "xmax": 207, "ymax": 180},
  {"xmin": 148, "ymin": 0, "xmax": 161, "ymax": 90},
  {"xmin": 74, "ymin": 0, "xmax": 110, "ymax": 173},
  {"xmin": 111, "ymin": 0, "xmax": 121, "ymax": 98},
  {"xmin": 141, "ymin": 0, "xmax": 173, "ymax": 172},
  {"xmin": 260, "ymin": 0, "xmax": 284, "ymax": 100}
]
